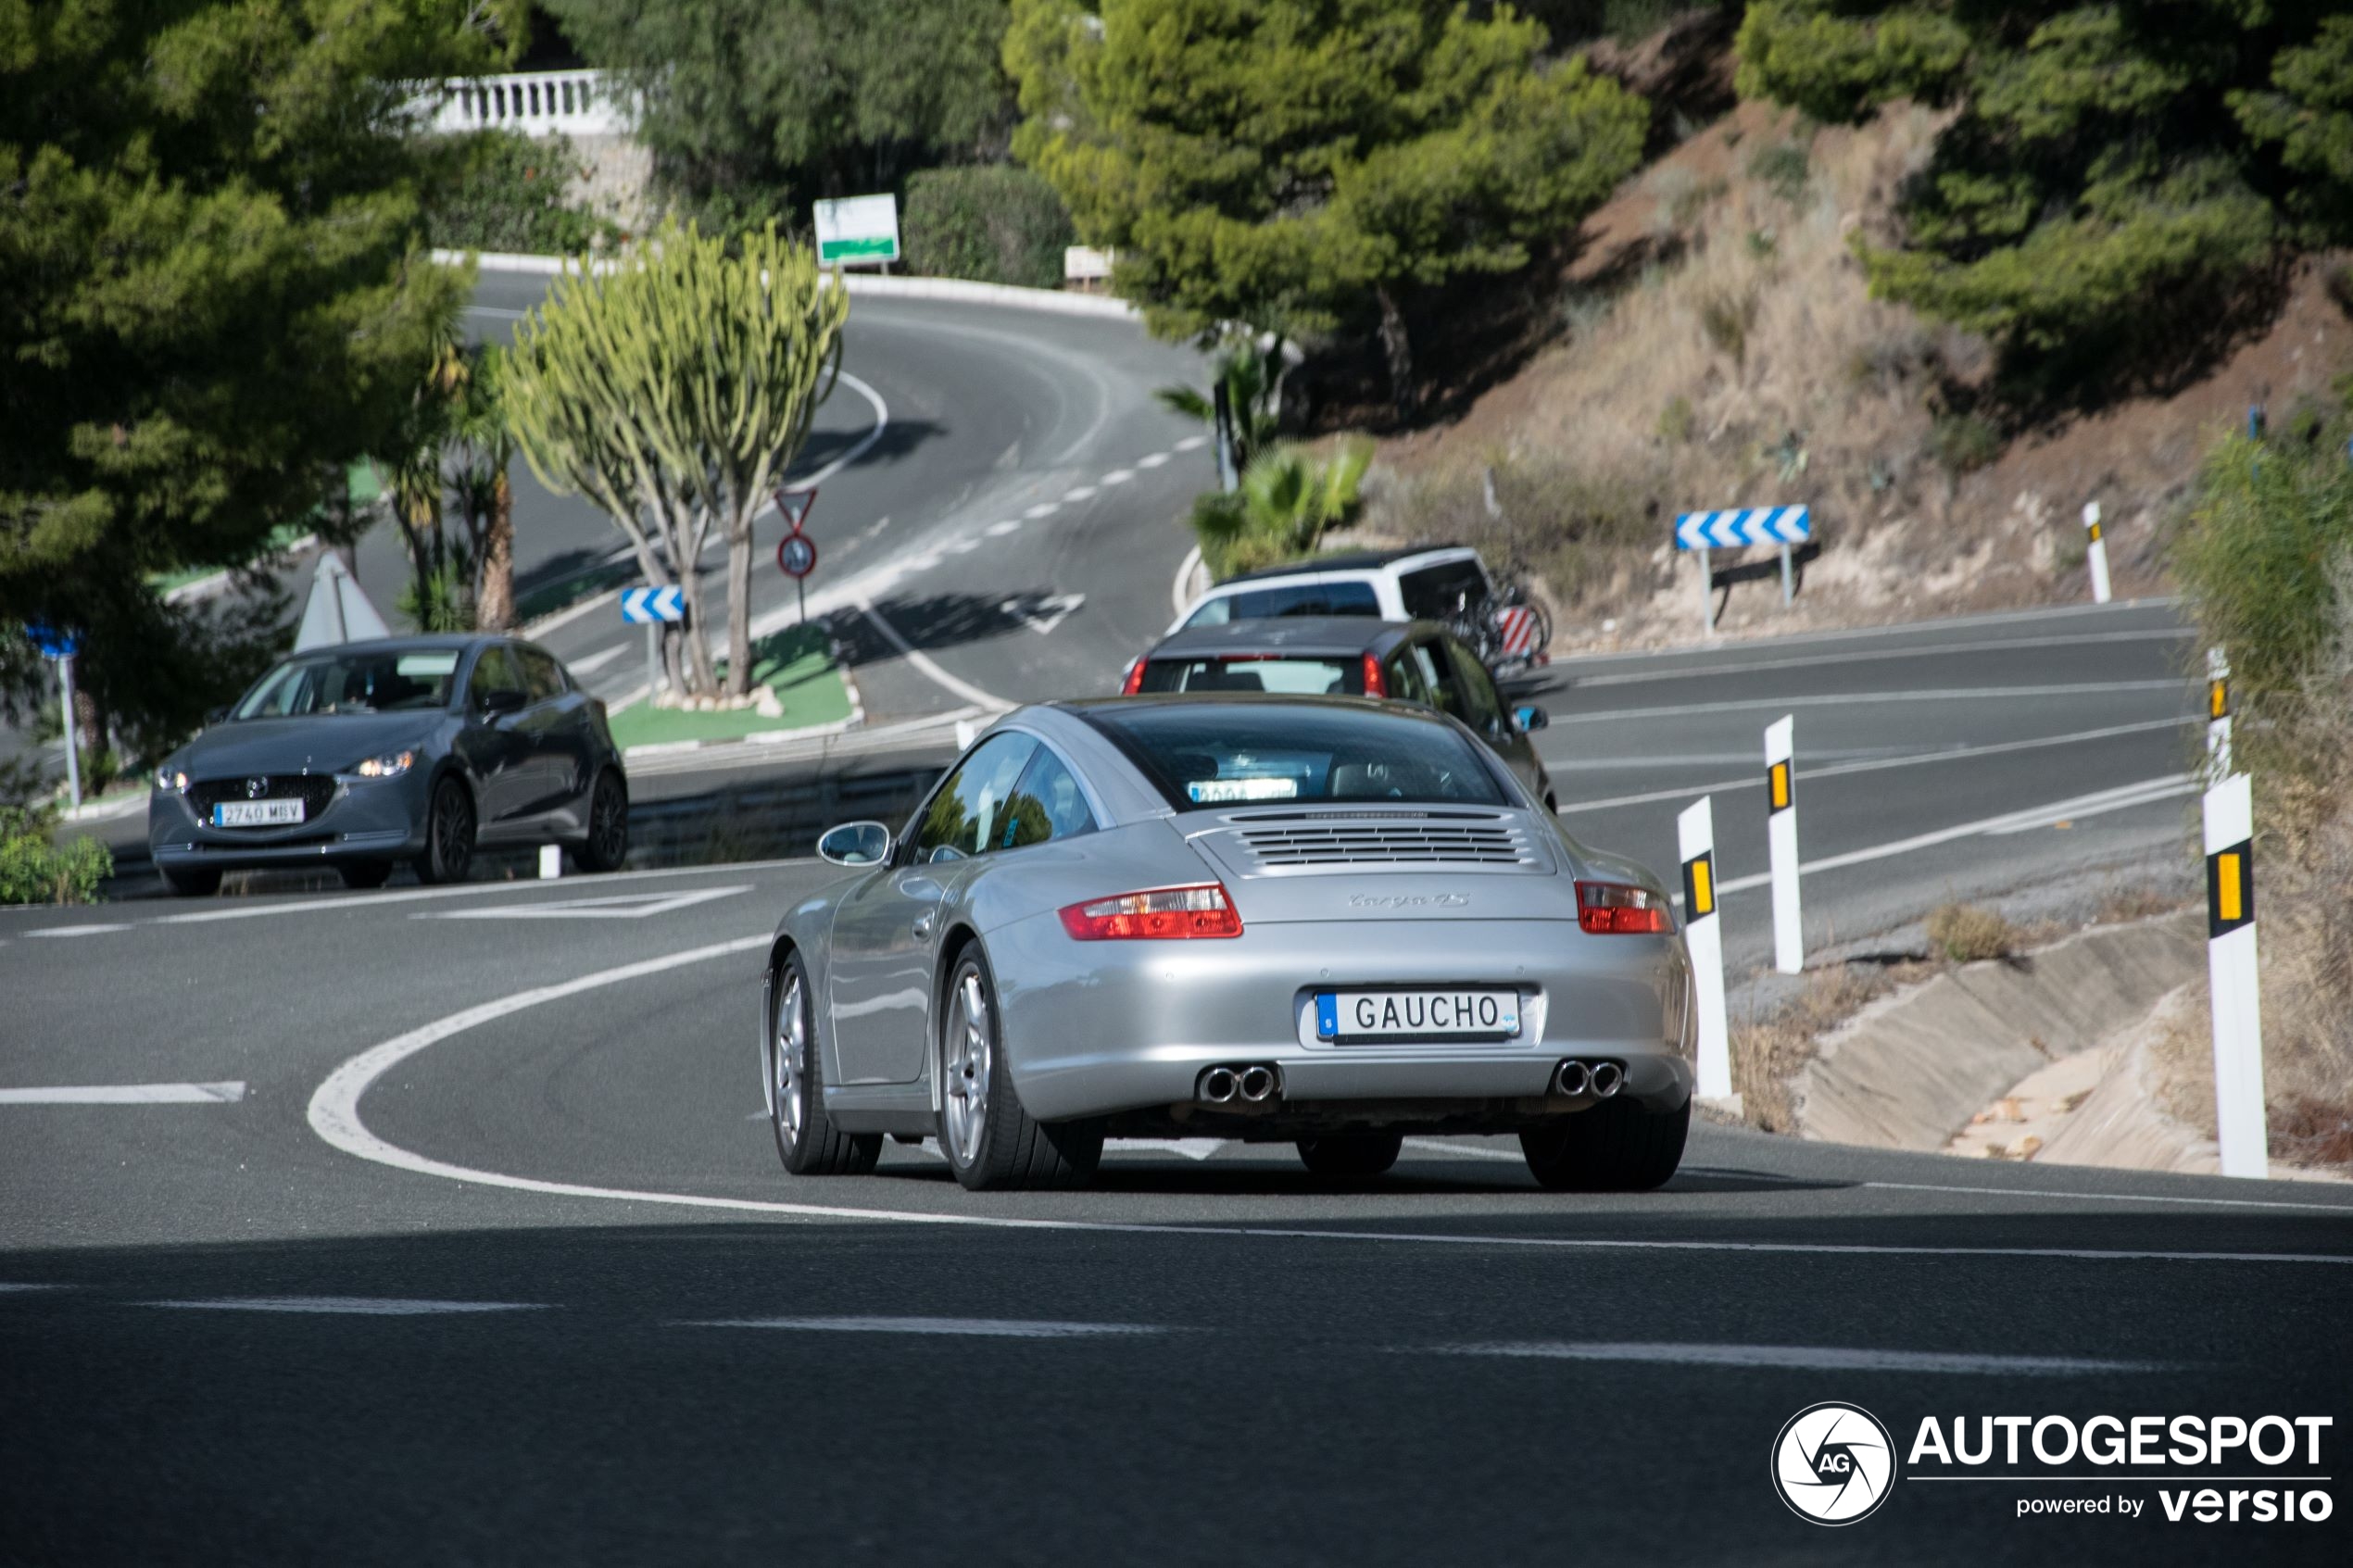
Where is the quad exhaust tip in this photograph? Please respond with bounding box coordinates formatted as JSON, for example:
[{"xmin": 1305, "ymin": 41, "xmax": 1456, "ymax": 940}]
[
  {"xmin": 1237, "ymin": 1065, "xmax": 1277, "ymax": 1103},
  {"xmin": 1556, "ymin": 1059, "xmax": 1625, "ymax": 1098},
  {"xmin": 1198, "ymin": 1064, "xmax": 1280, "ymax": 1105},
  {"xmin": 1199, "ymin": 1066, "xmax": 1239, "ymax": 1104}
]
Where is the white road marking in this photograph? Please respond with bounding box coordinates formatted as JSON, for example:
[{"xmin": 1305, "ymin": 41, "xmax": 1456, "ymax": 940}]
[
  {"xmin": 948, "ymin": 537, "xmax": 982, "ymax": 555},
  {"xmin": 25, "ymin": 923, "xmax": 132, "ymax": 938},
  {"xmin": 686, "ymin": 1316, "xmax": 1167, "ymax": 1338},
  {"xmin": 567, "ymin": 645, "xmax": 627, "ymax": 676},
  {"xmin": 984, "ymin": 520, "xmax": 1022, "ymax": 536},
  {"xmin": 420, "ymin": 886, "xmax": 749, "ymax": 921},
  {"xmin": 1704, "ymin": 774, "xmax": 2194, "ymax": 901},
  {"xmin": 1171, "ymin": 544, "xmax": 1203, "ymax": 618},
  {"xmin": 1403, "ymin": 1137, "xmax": 1522, "ymax": 1162},
  {"xmin": 0, "ymin": 1283, "xmax": 69, "ymax": 1292},
  {"xmin": 1111, "ymin": 1139, "xmax": 1225, "ymax": 1161},
  {"xmin": 1137, "ymin": 452, "xmax": 1170, "ymax": 470},
  {"xmin": 1566, "ymin": 628, "xmax": 2193, "ymax": 688},
  {"xmin": 145, "ymin": 1297, "xmax": 543, "ymax": 1315},
  {"xmin": 1857, "ymin": 1178, "xmax": 2353, "ymax": 1214},
  {"xmin": 1430, "ymin": 1342, "xmax": 2160, "ymax": 1375},
  {"xmin": 126, "ymin": 860, "xmax": 790, "ymax": 927},
  {"xmin": 306, "ymin": 938, "xmax": 2353, "ymax": 1266},
  {"xmin": 1554, "ymin": 716, "xmax": 2194, "ymax": 815},
  {"xmin": 1099, "ymin": 469, "xmax": 1134, "ymax": 485},
  {"xmin": 854, "ymin": 598, "xmax": 1013, "ymax": 711},
  {"xmin": 1063, "ymin": 485, "xmax": 1098, "ymax": 502},
  {"xmin": 1174, "ymin": 435, "xmax": 1208, "ymax": 452},
  {"xmin": 1023, "ymin": 501, "xmax": 1061, "ymax": 520},
  {"xmin": 1000, "ymin": 592, "xmax": 1085, "ymax": 635},
  {"xmin": 1550, "ymin": 682, "xmax": 2183, "ymax": 726},
  {"xmin": 0, "ymin": 1082, "xmax": 245, "ymax": 1105}
]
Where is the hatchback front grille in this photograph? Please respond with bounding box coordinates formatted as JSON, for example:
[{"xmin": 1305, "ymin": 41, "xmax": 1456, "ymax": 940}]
[
  {"xmin": 189, "ymin": 774, "xmax": 339, "ymax": 822},
  {"xmin": 1235, "ymin": 816, "xmax": 1537, "ymax": 869}
]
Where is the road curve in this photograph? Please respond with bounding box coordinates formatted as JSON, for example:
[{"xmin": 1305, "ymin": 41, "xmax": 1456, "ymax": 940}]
[{"xmin": 2, "ymin": 866, "xmax": 2347, "ymax": 1564}]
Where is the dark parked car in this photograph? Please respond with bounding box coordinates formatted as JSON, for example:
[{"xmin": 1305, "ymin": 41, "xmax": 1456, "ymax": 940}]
[
  {"xmin": 1119, "ymin": 617, "xmax": 1556, "ymax": 810},
  {"xmin": 147, "ymin": 634, "xmax": 629, "ymax": 896}
]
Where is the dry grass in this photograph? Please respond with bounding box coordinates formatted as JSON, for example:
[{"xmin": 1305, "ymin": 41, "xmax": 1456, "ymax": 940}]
[
  {"xmin": 1924, "ymin": 902, "xmax": 2028, "ymax": 963},
  {"xmin": 1730, "ymin": 961, "xmax": 1927, "ymax": 1133},
  {"xmin": 1365, "ymin": 102, "xmax": 1999, "ymax": 633},
  {"xmin": 2092, "ymin": 881, "xmax": 2189, "ymax": 926}
]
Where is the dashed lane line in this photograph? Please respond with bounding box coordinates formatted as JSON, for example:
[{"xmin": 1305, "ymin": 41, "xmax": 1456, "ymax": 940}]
[
  {"xmin": 1547, "ymin": 681, "xmax": 2183, "ymax": 726},
  {"xmin": 685, "ymin": 1316, "xmax": 1168, "ymax": 1338},
  {"xmin": 0, "ymin": 1082, "xmax": 245, "ymax": 1105},
  {"xmin": 306, "ymin": 937, "xmax": 2353, "ymax": 1264},
  {"xmin": 1560, "ymin": 628, "xmax": 2195, "ymax": 688},
  {"xmin": 1137, "ymin": 453, "xmax": 1170, "ymax": 470},
  {"xmin": 25, "ymin": 924, "xmax": 132, "ymax": 938},
  {"xmin": 1428, "ymin": 1343, "xmax": 2164, "ymax": 1375},
  {"xmin": 145, "ymin": 1297, "xmax": 545, "ymax": 1315}
]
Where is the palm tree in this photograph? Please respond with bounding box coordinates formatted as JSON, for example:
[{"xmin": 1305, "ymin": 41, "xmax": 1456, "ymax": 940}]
[
  {"xmin": 1191, "ymin": 438, "xmax": 1373, "ymax": 578},
  {"xmin": 1157, "ymin": 337, "xmax": 1285, "ymax": 478}
]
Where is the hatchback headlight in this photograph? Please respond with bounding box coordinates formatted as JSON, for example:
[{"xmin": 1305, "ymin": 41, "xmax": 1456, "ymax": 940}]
[
  {"xmin": 154, "ymin": 767, "xmax": 189, "ymax": 794},
  {"xmin": 352, "ymin": 750, "xmax": 416, "ymax": 779}
]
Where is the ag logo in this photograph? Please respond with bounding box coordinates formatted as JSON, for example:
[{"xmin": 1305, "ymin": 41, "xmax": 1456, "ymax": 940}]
[{"xmin": 1771, "ymin": 1402, "xmax": 1896, "ymax": 1525}]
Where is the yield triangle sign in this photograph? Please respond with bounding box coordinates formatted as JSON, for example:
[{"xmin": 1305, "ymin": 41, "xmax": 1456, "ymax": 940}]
[{"xmin": 422, "ymin": 886, "xmax": 750, "ymax": 921}]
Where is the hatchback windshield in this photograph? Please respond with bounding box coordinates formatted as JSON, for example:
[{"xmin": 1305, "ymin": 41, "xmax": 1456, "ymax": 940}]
[
  {"xmin": 1138, "ymin": 656, "xmax": 1363, "ymax": 696},
  {"xmin": 1084, "ymin": 702, "xmax": 1508, "ymax": 810},
  {"xmin": 233, "ymin": 649, "xmax": 460, "ymax": 717}
]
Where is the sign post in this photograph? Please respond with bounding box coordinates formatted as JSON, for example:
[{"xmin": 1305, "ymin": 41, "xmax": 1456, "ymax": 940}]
[
  {"xmin": 774, "ymin": 484, "xmax": 819, "ymax": 623},
  {"xmin": 2206, "ymin": 647, "xmax": 2233, "ymax": 776},
  {"xmin": 620, "ymin": 585, "xmax": 686, "ymax": 697},
  {"xmin": 2202, "ymin": 773, "xmax": 2267, "ymax": 1178},
  {"xmin": 812, "ymin": 194, "xmax": 900, "ymax": 269},
  {"xmin": 1674, "ymin": 507, "xmax": 1812, "ymax": 637},
  {"xmin": 1678, "ymin": 797, "xmax": 1732, "ymax": 1102},
  {"xmin": 2083, "ymin": 501, "xmax": 2111, "ymax": 604},
  {"xmin": 27, "ymin": 623, "xmax": 83, "ymax": 811},
  {"xmin": 1765, "ymin": 715, "xmax": 1803, "ymax": 975}
]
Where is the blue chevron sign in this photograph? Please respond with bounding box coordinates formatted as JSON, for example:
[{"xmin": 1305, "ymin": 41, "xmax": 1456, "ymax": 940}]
[
  {"xmin": 621, "ymin": 585, "xmax": 686, "ymax": 624},
  {"xmin": 1674, "ymin": 506, "xmax": 1811, "ymax": 551}
]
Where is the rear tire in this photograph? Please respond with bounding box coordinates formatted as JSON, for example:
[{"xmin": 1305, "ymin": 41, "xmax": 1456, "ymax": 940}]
[
  {"xmin": 414, "ymin": 777, "xmax": 475, "ymax": 885},
  {"xmin": 337, "ymin": 860, "xmax": 392, "ymax": 890},
  {"xmin": 159, "ymin": 865, "xmax": 221, "ymax": 897},
  {"xmin": 1296, "ymin": 1132, "xmax": 1403, "ymax": 1183},
  {"xmin": 1520, "ymin": 1097, "xmax": 1690, "ymax": 1192},
  {"xmin": 573, "ymin": 769, "xmax": 628, "ymax": 873},
  {"xmin": 937, "ymin": 944, "xmax": 1101, "ymax": 1192},
  {"xmin": 770, "ymin": 952, "xmax": 881, "ymax": 1176}
]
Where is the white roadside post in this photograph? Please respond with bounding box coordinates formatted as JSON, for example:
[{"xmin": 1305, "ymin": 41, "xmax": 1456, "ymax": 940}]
[
  {"xmin": 2202, "ymin": 773, "xmax": 2267, "ymax": 1179},
  {"xmin": 1678, "ymin": 797, "xmax": 1732, "ymax": 1102},
  {"xmin": 1694, "ymin": 544, "xmax": 1713, "ymax": 637},
  {"xmin": 2206, "ymin": 647, "xmax": 2233, "ymax": 776},
  {"xmin": 538, "ymin": 845, "xmax": 562, "ymax": 880},
  {"xmin": 2083, "ymin": 501, "xmax": 2111, "ymax": 604},
  {"xmin": 1765, "ymin": 715, "xmax": 1803, "ymax": 974},
  {"xmin": 57, "ymin": 650, "xmax": 83, "ymax": 813}
]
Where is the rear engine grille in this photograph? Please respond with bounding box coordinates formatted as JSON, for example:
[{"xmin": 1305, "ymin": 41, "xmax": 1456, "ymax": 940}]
[
  {"xmin": 189, "ymin": 774, "xmax": 338, "ymax": 822},
  {"xmin": 1237, "ymin": 817, "xmax": 1537, "ymax": 869}
]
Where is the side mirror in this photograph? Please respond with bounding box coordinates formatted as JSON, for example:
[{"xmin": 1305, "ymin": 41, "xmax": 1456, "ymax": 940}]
[
  {"xmin": 480, "ymin": 687, "xmax": 528, "ymax": 716},
  {"xmin": 817, "ymin": 820, "xmax": 893, "ymax": 867},
  {"xmin": 204, "ymin": 706, "xmax": 230, "ymax": 726},
  {"xmin": 1515, "ymin": 704, "xmax": 1549, "ymax": 732}
]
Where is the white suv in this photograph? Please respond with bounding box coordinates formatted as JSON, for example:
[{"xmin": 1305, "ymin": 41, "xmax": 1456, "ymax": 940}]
[{"xmin": 1170, "ymin": 546, "xmax": 1494, "ymax": 634}]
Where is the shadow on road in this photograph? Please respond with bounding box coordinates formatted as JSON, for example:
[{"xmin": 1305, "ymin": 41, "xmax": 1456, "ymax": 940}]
[{"xmin": 831, "ymin": 589, "xmax": 1077, "ymax": 662}]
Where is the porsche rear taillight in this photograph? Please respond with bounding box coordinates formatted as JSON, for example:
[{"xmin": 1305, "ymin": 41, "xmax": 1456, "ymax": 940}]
[
  {"xmin": 1120, "ymin": 658, "xmax": 1148, "ymax": 695},
  {"xmin": 1361, "ymin": 653, "xmax": 1386, "ymax": 697},
  {"xmin": 1577, "ymin": 881, "xmax": 1672, "ymax": 935},
  {"xmin": 1058, "ymin": 884, "xmax": 1243, "ymax": 940}
]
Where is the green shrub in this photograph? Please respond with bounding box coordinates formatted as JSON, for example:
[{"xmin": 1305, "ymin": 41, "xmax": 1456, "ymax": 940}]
[
  {"xmin": 0, "ymin": 806, "xmax": 112, "ymax": 906},
  {"xmin": 1747, "ymin": 141, "xmax": 1811, "ymax": 205},
  {"xmin": 423, "ymin": 131, "xmax": 622, "ymax": 255},
  {"xmin": 1194, "ymin": 441, "xmax": 1373, "ymax": 581},
  {"xmin": 902, "ymin": 166, "xmax": 1075, "ymax": 289},
  {"xmin": 1928, "ymin": 411, "xmax": 2004, "ymax": 474}
]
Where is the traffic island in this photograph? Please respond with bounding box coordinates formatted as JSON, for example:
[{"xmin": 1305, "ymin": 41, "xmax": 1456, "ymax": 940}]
[{"xmin": 606, "ymin": 623, "xmax": 859, "ymax": 756}]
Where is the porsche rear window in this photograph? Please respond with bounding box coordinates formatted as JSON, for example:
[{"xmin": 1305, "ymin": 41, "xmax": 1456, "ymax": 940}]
[{"xmin": 1085, "ymin": 704, "xmax": 1507, "ymax": 811}]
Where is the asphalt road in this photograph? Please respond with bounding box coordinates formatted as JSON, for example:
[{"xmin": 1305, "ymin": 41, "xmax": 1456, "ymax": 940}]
[{"xmin": 4, "ymin": 865, "xmax": 2348, "ymax": 1564}]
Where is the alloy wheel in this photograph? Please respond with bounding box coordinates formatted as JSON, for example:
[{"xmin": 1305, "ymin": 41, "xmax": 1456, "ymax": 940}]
[
  {"xmin": 941, "ymin": 968, "xmax": 992, "ymax": 1166},
  {"xmin": 773, "ymin": 972, "xmax": 806, "ymax": 1149}
]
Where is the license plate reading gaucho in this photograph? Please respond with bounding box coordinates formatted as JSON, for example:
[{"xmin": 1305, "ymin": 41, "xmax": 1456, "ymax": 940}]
[{"xmin": 1315, "ymin": 989, "xmax": 1520, "ymax": 1043}]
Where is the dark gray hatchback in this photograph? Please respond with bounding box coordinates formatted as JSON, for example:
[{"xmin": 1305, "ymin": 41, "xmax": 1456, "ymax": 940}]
[{"xmin": 146, "ymin": 634, "xmax": 628, "ymax": 895}]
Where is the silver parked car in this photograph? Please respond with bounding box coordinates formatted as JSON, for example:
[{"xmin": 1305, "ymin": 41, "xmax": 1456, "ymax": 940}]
[{"xmin": 761, "ymin": 696, "xmax": 1695, "ymax": 1192}]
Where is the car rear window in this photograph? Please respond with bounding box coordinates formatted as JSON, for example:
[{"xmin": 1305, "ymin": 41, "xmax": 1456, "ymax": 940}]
[
  {"xmin": 1184, "ymin": 580, "xmax": 1381, "ymax": 627},
  {"xmin": 1138, "ymin": 656, "xmax": 1363, "ymax": 696},
  {"xmin": 1084, "ymin": 703, "xmax": 1508, "ymax": 811},
  {"xmin": 1398, "ymin": 559, "xmax": 1490, "ymax": 621}
]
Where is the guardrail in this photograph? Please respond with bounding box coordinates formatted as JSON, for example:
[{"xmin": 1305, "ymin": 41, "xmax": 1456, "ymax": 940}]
[{"xmin": 421, "ymin": 69, "xmax": 635, "ymax": 138}]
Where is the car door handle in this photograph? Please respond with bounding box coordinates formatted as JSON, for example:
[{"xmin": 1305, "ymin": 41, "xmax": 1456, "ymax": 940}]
[{"xmin": 912, "ymin": 912, "xmax": 934, "ymax": 938}]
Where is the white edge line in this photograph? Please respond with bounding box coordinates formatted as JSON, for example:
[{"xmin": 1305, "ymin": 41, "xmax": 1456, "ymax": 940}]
[
  {"xmin": 853, "ymin": 598, "xmax": 1013, "ymax": 713},
  {"xmin": 0, "ymin": 1082, "xmax": 245, "ymax": 1105},
  {"xmin": 303, "ymin": 939, "xmax": 2353, "ymax": 1265}
]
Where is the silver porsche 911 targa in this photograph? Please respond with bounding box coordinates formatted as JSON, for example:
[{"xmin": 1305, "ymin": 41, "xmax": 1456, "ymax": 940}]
[{"xmin": 761, "ymin": 696, "xmax": 1695, "ymax": 1191}]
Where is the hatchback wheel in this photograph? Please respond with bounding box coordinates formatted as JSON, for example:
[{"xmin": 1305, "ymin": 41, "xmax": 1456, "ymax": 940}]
[
  {"xmin": 770, "ymin": 953, "xmax": 879, "ymax": 1176},
  {"xmin": 414, "ymin": 777, "xmax": 475, "ymax": 884},
  {"xmin": 1520, "ymin": 1097, "xmax": 1690, "ymax": 1191},
  {"xmin": 937, "ymin": 945, "xmax": 1101, "ymax": 1192},
  {"xmin": 574, "ymin": 770, "xmax": 628, "ymax": 873}
]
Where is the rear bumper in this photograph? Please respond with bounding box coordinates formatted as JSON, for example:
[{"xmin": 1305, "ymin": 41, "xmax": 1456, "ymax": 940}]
[{"xmin": 988, "ymin": 910, "xmax": 1693, "ymax": 1124}]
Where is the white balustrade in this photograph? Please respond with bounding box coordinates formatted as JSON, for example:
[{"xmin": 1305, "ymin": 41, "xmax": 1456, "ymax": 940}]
[{"xmin": 419, "ymin": 69, "xmax": 635, "ymax": 139}]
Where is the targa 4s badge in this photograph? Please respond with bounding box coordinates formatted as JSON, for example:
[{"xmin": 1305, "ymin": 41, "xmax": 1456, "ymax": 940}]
[{"xmin": 1772, "ymin": 1402, "xmax": 1898, "ymax": 1525}]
